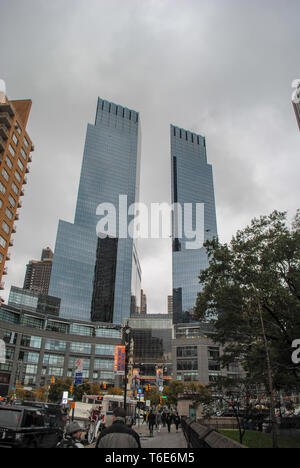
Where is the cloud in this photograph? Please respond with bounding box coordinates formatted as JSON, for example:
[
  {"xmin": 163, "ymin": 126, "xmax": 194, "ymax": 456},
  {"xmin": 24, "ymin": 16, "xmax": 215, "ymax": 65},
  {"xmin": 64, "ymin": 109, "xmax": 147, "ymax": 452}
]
[{"xmin": 1, "ymin": 0, "xmax": 300, "ymax": 314}]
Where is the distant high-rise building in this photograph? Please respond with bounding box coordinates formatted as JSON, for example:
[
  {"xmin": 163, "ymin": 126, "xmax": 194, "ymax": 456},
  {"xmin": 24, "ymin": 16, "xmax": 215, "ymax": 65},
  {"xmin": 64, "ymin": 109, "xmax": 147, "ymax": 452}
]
[
  {"xmin": 140, "ymin": 289, "xmax": 147, "ymax": 315},
  {"xmin": 0, "ymin": 80, "xmax": 34, "ymax": 290},
  {"xmin": 292, "ymin": 80, "xmax": 300, "ymax": 131},
  {"xmin": 171, "ymin": 125, "xmax": 218, "ymax": 324},
  {"xmin": 49, "ymin": 98, "xmax": 141, "ymax": 323},
  {"xmin": 23, "ymin": 247, "xmax": 53, "ymax": 294},
  {"xmin": 168, "ymin": 295, "xmax": 173, "ymax": 315}
]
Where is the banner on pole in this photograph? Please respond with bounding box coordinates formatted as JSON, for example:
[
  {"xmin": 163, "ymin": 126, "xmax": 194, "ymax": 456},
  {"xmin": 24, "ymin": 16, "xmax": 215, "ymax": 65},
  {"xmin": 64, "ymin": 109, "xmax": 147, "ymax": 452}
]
[{"xmin": 114, "ymin": 345, "xmax": 125, "ymax": 375}]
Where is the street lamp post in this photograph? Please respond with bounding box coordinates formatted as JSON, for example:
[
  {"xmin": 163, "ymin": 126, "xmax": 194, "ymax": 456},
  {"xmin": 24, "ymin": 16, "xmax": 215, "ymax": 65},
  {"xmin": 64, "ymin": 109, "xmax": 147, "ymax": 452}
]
[{"xmin": 123, "ymin": 325, "xmax": 132, "ymax": 411}]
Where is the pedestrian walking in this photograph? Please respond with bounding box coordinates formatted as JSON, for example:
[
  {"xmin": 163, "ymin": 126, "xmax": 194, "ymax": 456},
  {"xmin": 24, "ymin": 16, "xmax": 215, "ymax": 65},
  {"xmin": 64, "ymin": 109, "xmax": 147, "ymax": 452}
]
[
  {"xmin": 165, "ymin": 412, "xmax": 172, "ymax": 433},
  {"xmin": 161, "ymin": 411, "xmax": 166, "ymax": 428},
  {"xmin": 156, "ymin": 411, "xmax": 162, "ymax": 433},
  {"xmin": 174, "ymin": 412, "xmax": 181, "ymax": 432},
  {"xmin": 148, "ymin": 410, "xmax": 156, "ymax": 437},
  {"xmin": 95, "ymin": 407, "xmax": 141, "ymax": 448}
]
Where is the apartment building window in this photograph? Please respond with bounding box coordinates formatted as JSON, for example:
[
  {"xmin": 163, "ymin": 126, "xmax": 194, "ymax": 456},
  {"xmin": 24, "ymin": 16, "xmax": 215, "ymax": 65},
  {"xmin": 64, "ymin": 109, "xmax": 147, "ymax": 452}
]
[
  {"xmin": 45, "ymin": 339, "xmax": 66, "ymax": 352},
  {"xmin": 69, "ymin": 342, "xmax": 91, "ymax": 354},
  {"xmin": 2, "ymin": 331, "xmax": 18, "ymax": 345},
  {"xmin": 208, "ymin": 347, "xmax": 220, "ymax": 359},
  {"xmin": 8, "ymin": 144, "xmax": 16, "ymax": 157},
  {"xmin": 14, "ymin": 171, "xmax": 21, "ymax": 183},
  {"xmin": 0, "ymin": 182, "xmax": 6, "ymax": 194},
  {"xmin": 17, "ymin": 159, "xmax": 24, "ymax": 172},
  {"xmin": 12, "ymin": 133, "xmax": 18, "ymax": 146},
  {"xmin": 11, "ymin": 182, "xmax": 19, "ymax": 196},
  {"xmin": 20, "ymin": 335, "xmax": 42, "ymax": 348},
  {"xmin": 2, "ymin": 168, "xmax": 9, "ymax": 182},
  {"xmin": 18, "ymin": 350, "xmax": 40, "ymax": 363},
  {"xmin": 43, "ymin": 354, "xmax": 65, "ymax": 367},
  {"xmin": 8, "ymin": 195, "xmax": 16, "ymax": 207},
  {"xmin": 2, "ymin": 221, "xmax": 10, "ymax": 235},
  {"xmin": 177, "ymin": 359, "xmax": 198, "ymax": 371},
  {"xmin": 5, "ymin": 208, "xmax": 13, "ymax": 220},
  {"xmin": 6, "ymin": 157, "xmax": 13, "ymax": 170},
  {"xmin": 95, "ymin": 344, "xmax": 115, "ymax": 356},
  {"xmin": 177, "ymin": 346, "xmax": 198, "ymax": 358},
  {"xmin": 20, "ymin": 148, "xmax": 27, "ymax": 160},
  {"xmin": 15, "ymin": 122, "xmax": 21, "ymax": 135},
  {"xmin": 0, "ymin": 235, "xmax": 6, "ymax": 249}
]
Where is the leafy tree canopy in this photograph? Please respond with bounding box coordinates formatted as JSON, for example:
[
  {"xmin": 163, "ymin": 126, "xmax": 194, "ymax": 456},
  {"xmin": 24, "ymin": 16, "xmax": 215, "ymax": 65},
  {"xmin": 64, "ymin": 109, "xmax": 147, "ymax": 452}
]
[{"xmin": 195, "ymin": 210, "xmax": 300, "ymax": 392}]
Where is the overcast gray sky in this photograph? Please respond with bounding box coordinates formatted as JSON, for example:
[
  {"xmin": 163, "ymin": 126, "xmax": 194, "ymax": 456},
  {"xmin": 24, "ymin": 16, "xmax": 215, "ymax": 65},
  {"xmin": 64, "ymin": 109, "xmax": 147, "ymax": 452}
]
[{"xmin": 0, "ymin": 0, "xmax": 299, "ymax": 314}]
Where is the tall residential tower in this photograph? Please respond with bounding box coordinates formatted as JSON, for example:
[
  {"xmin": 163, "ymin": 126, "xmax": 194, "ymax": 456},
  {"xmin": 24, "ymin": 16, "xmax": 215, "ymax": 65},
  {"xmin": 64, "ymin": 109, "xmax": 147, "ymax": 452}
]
[
  {"xmin": 49, "ymin": 98, "xmax": 141, "ymax": 323},
  {"xmin": 23, "ymin": 247, "xmax": 53, "ymax": 294},
  {"xmin": 0, "ymin": 80, "xmax": 34, "ymax": 289},
  {"xmin": 171, "ymin": 125, "xmax": 217, "ymax": 324}
]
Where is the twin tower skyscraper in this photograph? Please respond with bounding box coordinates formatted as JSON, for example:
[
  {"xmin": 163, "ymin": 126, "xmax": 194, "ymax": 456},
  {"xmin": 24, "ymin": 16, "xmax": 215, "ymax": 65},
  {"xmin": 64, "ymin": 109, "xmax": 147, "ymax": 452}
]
[{"xmin": 49, "ymin": 98, "xmax": 217, "ymax": 325}]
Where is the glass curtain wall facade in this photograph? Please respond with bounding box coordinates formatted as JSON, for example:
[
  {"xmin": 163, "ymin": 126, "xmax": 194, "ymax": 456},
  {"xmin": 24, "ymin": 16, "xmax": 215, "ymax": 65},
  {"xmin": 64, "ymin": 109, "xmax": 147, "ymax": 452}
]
[
  {"xmin": 128, "ymin": 316, "xmax": 173, "ymax": 380},
  {"xmin": 49, "ymin": 99, "xmax": 141, "ymax": 323},
  {"xmin": 171, "ymin": 125, "xmax": 218, "ymax": 323}
]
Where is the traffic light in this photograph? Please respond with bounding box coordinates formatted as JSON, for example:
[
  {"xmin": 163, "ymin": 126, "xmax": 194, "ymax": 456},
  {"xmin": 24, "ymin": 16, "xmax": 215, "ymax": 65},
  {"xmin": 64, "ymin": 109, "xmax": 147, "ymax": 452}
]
[
  {"xmin": 149, "ymin": 384, "xmax": 151, "ymax": 390},
  {"xmin": 51, "ymin": 376, "xmax": 55, "ymax": 385},
  {"xmin": 103, "ymin": 382, "xmax": 107, "ymax": 389},
  {"xmin": 146, "ymin": 385, "xmax": 149, "ymax": 391},
  {"xmin": 70, "ymin": 385, "xmax": 73, "ymax": 393},
  {"xmin": 160, "ymin": 396, "xmax": 162, "ymax": 404}
]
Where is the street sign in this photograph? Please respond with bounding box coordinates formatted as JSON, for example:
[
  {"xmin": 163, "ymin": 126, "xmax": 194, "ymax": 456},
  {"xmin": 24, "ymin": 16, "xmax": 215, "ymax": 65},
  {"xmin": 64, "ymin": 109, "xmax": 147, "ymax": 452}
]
[
  {"xmin": 61, "ymin": 391, "xmax": 69, "ymax": 405},
  {"xmin": 75, "ymin": 373, "xmax": 83, "ymax": 385}
]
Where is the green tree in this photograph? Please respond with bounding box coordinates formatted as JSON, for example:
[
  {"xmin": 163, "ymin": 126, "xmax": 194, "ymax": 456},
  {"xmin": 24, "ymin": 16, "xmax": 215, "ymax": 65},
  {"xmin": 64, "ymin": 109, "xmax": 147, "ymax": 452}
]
[
  {"xmin": 48, "ymin": 378, "xmax": 73, "ymax": 403},
  {"xmin": 163, "ymin": 380, "xmax": 212, "ymax": 408},
  {"xmin": 163, "ymin": 381, "xmax": 185, "ymax": 406},
  {"xmin": 108, "ymin": 387, "xmax": 123, "ymax": 396},
  {"xmin": 144, "ymin": 386, "xmax": 160, "ymax": 406},
  {"xmin": 195, "ymin": 210, "xmax": 300, "ymax": 448}
]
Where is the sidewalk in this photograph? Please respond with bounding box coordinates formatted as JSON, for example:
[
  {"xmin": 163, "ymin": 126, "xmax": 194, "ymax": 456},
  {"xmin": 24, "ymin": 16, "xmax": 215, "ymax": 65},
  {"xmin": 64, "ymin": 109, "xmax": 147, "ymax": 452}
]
[{"xmin": 135, "ymin": 424, "xmax": 187, "ymax": 449}]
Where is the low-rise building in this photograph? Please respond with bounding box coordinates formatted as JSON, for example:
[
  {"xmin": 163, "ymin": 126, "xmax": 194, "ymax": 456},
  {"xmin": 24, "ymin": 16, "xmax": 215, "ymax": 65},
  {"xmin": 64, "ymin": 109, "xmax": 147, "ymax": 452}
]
[{"xmin": 0, "ymin": 305, "xmax": 121, "ymax": 396}]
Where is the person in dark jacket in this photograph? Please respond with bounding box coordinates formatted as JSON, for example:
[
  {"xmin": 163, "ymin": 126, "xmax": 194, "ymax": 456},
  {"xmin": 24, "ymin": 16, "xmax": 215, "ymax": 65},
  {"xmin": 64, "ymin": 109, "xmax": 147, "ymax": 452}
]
[
  {"xmin": 165, "ymin": 412, "xmax": 173, "ymax": 432},
  {"xmin": 95, "ymin": 407, "xmax": 141, "ymax": 448},
  {"xmin": 174, "ymin": 413, "xmax": 181, "ymax": 432},
  {"xmin": 148, "ymin": 410, "xmax": 156, "ymax": 437}
]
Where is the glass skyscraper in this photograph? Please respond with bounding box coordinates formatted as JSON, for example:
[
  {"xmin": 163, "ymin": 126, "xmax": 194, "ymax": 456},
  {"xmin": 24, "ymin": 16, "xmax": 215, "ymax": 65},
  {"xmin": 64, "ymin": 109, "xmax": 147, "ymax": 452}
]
[
  {"xmin": 49, "ymin": 98, "xmax": 141, "ymax": 323},
  {"xmin": 171, "ymin": 125, "xmax": 218, "ymax": 324}
]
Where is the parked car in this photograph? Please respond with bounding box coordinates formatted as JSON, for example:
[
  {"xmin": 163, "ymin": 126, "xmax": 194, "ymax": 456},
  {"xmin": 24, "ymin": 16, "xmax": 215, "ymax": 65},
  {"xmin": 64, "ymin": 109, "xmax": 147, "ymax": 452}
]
[
  {"xmin": 0, "ymin": 406, "xmax": 63, "ymax": 448},
  {"xmin": 21, "ymin": 401, "xmax": 67, "ymax": 431}
]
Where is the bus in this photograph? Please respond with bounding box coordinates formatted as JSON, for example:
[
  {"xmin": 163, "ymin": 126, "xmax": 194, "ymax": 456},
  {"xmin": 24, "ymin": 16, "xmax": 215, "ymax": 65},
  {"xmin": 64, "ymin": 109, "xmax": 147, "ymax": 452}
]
[{"xmin": 101, "ymin": 395, "xmax": 137, "ymax": 427}]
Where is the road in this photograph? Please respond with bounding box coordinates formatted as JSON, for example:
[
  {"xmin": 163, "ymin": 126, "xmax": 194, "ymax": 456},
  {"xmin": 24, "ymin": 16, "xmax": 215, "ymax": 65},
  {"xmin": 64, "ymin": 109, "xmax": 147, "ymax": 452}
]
[
  {"xmin": 136, "ymin": 424, "xmax": 187, "ymax": 449},
  {"xmin": 85, "ymin": 423, "xmax": 188, "ymax": 449}
]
